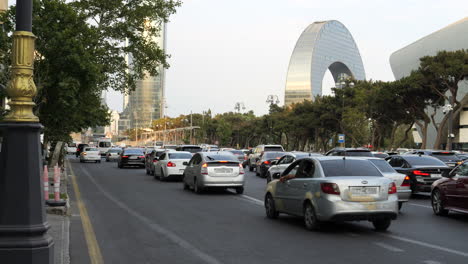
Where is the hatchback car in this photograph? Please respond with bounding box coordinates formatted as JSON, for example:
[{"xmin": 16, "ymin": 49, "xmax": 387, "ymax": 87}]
[
  {"xmin": 153, "ymin": 151, "xmax": 193, "ymax": 181},
  {"xmin": 431, "ymin": 161, "xmax": 468, "ymax": 216},
  {"xmin": 386, "ymin": 155, "xmax": 450, "ymax": 193},
  {"xmin": 105, "ymin": 148, "xmax": 122, "ymax": 162},
  {"xmin": 183, "ymin": 152, "xmax": 245, "ymax": 194},
  {"xmin": 118, "ymin": 148, "xmax": 145, "ymax": 168},
  {"xmin": 80, "ymin": 147, "xmax": 101, "ymax": 163},
  {"xmin": 265, "ymin": 157, "xmax": 398, "ymax": 231},
  {"xmin": 255, "ymin": 151, "xmax": 286, "ymax": 178}
]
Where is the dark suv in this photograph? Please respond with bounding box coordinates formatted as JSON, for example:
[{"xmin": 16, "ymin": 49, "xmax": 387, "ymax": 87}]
[
  {"xmin": 409, "ymin": 150, "xmax": 463, "ymax": 168},
  {"xmin": 76, "ymin": 143, "xmax": 89, "ymax": 157},
  {"xmin": 325, "ymin": 148, "xmax": 373, "ymax": 157}
]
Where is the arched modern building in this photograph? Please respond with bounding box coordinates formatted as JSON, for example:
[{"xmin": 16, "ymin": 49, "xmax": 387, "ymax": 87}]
[
  {"xmin": 390, "ymin": 17, "xmax": 468, "ymax": 149},
  {"xmin": 284, "ymin": 20, "xmax": 366, "ymax": 105}
]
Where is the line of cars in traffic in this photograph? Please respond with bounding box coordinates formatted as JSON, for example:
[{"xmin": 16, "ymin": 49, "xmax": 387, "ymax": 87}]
[{"xmin": 75, "ymin": 142, "xmax": 468, "ymax": 231}]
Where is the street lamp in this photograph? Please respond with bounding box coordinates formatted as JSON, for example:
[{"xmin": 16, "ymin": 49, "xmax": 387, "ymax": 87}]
[
  {"xmin": 0, "ymin": 1, "xmax": 54, "ymax": 263},
  {"xmin": 335, "ymin": 76, "xmax": 355, "ymax": 147}
]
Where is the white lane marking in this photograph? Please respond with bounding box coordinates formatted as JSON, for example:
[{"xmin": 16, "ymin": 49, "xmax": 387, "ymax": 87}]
[
  {"xmin": 78, "ymin": 166, "xmax": 223, "ymax": 264},
  {"xmin": 380, "ymin": 233, "xmax": 468, "ymax": 258},
  {"xmin": 407, "ymin": 203, "xmax": 432, "ymax": 209},
  {"xmin": 374, "ymin": 242, "xmax": 404, "ymax": 252},
  {"xmin": 236, "ymin": 194, "xmax": 468, "ymax": 258},
  {"xmin": 423, "ymin": 260, "xmax": 442, "ymax": 264}
]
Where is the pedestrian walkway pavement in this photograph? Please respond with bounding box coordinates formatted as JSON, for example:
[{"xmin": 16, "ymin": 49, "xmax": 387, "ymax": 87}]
[{"xmin": 47, "ymin": 210, "xmax": 70, "ymax": 263}]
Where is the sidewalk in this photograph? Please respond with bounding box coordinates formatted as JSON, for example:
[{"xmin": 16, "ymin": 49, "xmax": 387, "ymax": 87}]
[{"xmin": 47, "ymin": 214, "xmax": 70, "ymax": 264}]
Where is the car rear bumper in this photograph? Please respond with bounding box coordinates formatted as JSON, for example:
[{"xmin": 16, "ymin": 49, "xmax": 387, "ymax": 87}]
[
  {"xmin": 81, "ymin": 156, "xmax": 100, "ymax": 161},
  {"xmin": 397, "ymin": 188, "xmax": 411, "ymax": 202},
  {"xmin": 316, "ymin": 195, "xmax": 398, "ymax": 221},
  {"xmin": 200, "ymin": 174, "xmax": 245, "ymax": 187},
  {"xmin": 166, "ymin": 167, "xmax": 186, "ymax": 176}
]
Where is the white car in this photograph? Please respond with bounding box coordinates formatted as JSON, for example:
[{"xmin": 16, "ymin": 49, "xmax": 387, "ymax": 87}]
[
  {"xmin": 80, "ymin": 147, "xmax": 101, "ymax": 163},
  {"xmin": 154, "ymin": 151, "xmax": 193, "ymax": 181},
  {"xmin": 66, "ymin": 143, "xmax": 77, "ymax": 154}
]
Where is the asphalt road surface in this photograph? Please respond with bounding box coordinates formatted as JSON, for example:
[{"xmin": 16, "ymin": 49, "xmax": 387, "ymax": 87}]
[{"xmin": 68, "ymin": 156, "xmax": 468, "ymax": 264}]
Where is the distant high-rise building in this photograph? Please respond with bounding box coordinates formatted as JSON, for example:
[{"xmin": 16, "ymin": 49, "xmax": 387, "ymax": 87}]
[{"xmin": 123, "ymin": 23, "xmax": 166, "ymax": 130}]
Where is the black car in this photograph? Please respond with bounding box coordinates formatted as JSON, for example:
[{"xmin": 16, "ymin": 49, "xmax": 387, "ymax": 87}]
[
  {"xmin": 386, "ymin": 155, "xmax": 450, "ymax": 193},
  {"xmin": 410, "ymin": 150, "xmax": 463, "ymax": 168},
  {"xmin": 255, "ymin": 151, "xmax": 286, "ymax": 178},
  {"xmin": 118, "ymin": 148, "xmax": 145, "ymax": 168},
  {"xmin": 325, "ymin": 148, "xmax": 373, "ymax": 157},
  {"xmin": 76, "ymin": 143, "xmax": 89, "ymax": 157}
]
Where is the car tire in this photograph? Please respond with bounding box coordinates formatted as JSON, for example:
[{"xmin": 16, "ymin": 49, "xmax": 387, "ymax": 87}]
[
  {"xmin": 183, "ymin": 178, "xmax": 190, "ymax": 190},
  {"xmin": 160, "ymin": 169, "xmax": 166, "ymax": 181},
  {"xmin": 235, "ymin": 187, "xmax": 244, "ymax": 194},
  {"xmin": 118, "ymin": 163, "xmax": 122, "ymax": 168},
  {"xmin": 431, "ymin": 189, "xmax": 449, "ymax": 216},
  {"xmin": 249, "ymin": 162, "xmax": 254, "ymax": 171},
  {"xmin": 146, "ymin": 167, "xmax": 150, "ymax": 175},
  {"xmin": 304, "ymin": 202, "xmax": 321, "ymax": 231},
  {"xmin": 266, "ymin": 172, "xmax": 271, "ymax": 183},
  {"xmin": 80, "ymin": 160, "xmax": 83, "ymax": 163},
  {"xmin": 255, "ymin": 167, "xmax": 260, "ymax": 176},
  {"xmin": 98, "ymin": 160, "xmax": 101, "ymax": 163},
  {"xmin": 398, "ymin": 202, "xmax": 403, "ymax": 211},
  {"xmin": 194, "ymin": 178, "xmax": 203, "ymax": 194},
  {"xmin": 265, "ymin": 193, "xmax": 279, "ymax": 219},
  {"xmin": 372, "ymin": 218, "xmax": 391, "ymax": 232}
]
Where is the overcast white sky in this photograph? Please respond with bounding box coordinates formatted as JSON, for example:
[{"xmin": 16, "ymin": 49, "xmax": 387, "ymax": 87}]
[{"xmin": 9, "ymin": 0, "xmax": 468, "ymax": 117}]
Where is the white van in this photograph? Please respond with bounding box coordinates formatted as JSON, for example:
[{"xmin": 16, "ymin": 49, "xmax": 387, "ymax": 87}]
[{"xmin": 97, "ymin": 138, "xmax": 112, "ymax": 157}]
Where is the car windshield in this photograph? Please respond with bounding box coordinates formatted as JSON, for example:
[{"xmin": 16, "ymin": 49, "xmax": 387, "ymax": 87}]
[
  {"xmin": 228, "ymin": 150, "xmax": 244, "ymax": 155},
  {"xmin": 344, "ymin": 151, "xmax": 373, "ymax": 157},
  {"xmin": 264, "ymin": 152, "xmax": 285, "ymax": 159},
  {"xmin": 264, "ymin": 146, "xmax": 283, "ymax": 151},
  {"xmin": 124, "ymin": 149, "xmax": 144, "ymax": 155},
  {"xmin": 205, "ymin": 154, "xmax": 237, "ymax": 161},
  {"xmin": 320, "ymin": 160, "xmax": 383, "ymax": 177},
  {"xmin": 404, "ymin": 156, "xmax": 447, "ymax": 166},
  {"xmin": 431, "ymin": 152, "xmax": 460, "ymax": 162},
  {"xmin": 369, "ymin": 159, "xmax": 397, "ymax": 173},
  {"xmin": 99, "ymin": 142, "xmax": 111, "ymax": 148},
  {"xmin": 169, "ymin": 153, "xmax": 192, "ymax": 159}
]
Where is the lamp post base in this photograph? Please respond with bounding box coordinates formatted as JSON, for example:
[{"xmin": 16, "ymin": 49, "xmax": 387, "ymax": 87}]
[{"xmin": 0, "ymin": 122, "xmax": 54, "ymax": 264}]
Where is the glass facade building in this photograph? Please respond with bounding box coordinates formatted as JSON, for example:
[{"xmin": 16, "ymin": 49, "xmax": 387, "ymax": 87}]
[{"xmin": 285, "ymin": 20, "xmax": 366, "ymax": 105}]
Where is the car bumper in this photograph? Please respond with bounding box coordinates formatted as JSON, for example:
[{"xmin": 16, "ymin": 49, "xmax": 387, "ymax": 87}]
[
  {"xmin": 397, "ymin": 188, "xmax": 411, "ymax": 202},
  {"xmin": 316, "ymin": 194, "xmax": 399, "ymax": 221},
  {"xmin": 166, "ymin": 167, "xmax": 186, "ymax": 176},
  {"xmin": 121, "ymin": 160, "xmax": 145, "ymax": 166},
  {"xmin": 81, "ymin": 156, "xmax": 100, "ymax": 161},
  {"xmin": 200, "ymin": 174, "xmax": 245, "ymax": 187}
]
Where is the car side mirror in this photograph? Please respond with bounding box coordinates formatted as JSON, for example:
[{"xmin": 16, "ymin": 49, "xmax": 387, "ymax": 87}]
[
  {"xmin": 183, "ymin": 161, "xmax": 188, "ymax": 166},
  {"xmin": 272, "ymin": 172, "xmax": 281, "ymax": 179},
  {"xmin": 446, "ymin": 169, "xmax": 456, "ymax": 178}
]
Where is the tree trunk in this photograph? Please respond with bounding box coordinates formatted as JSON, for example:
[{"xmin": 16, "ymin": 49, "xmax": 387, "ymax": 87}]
[
  {"xmin": 395, "ymin": 122, "xmax": 415, "ymax": 148},
  {"xmin": 388, "ymin": 122, "xmax": 398, "ymax": 150}
]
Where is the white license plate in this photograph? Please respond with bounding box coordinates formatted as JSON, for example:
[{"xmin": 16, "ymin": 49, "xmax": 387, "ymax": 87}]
[
  {"xmin": 129, "ymin": 156, "xmax": 138, "ymax": 160},
  {"xmin": 431, "ymin": 174, "xmax": 442, "ymax": 177},
  {"xmin": 350, "ymin": 186, "xmax": 378, "ymax": 196},
  {"xmin": 214, "ymin": 168, "xmax": 233, "ymax": 173}
]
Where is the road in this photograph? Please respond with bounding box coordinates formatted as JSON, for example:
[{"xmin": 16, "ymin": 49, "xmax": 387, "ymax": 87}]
[{"xmin": 67, "ymin": 156, "xmax": 468, "ymax": 264}]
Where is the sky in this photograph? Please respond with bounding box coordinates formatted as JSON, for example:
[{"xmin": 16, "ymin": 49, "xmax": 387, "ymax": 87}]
[{"xmin": 9, "ymin": 0, "xmax": 468, "ymax": 117}]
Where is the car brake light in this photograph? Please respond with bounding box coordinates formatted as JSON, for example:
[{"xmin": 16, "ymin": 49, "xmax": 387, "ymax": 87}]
[
  {"xmin": 138, "ymin": 156, "xmax": 145, "ymax": 158},
  {"xmin": 122, "ymin": 155, "xmax": 128, "ymax": 158},
  {"xmin": 82, "ymin": 152, "xmax": 87, "ymax": 155},
  {"xmin": 153, "ymin": 158, "xmax": 158, "ymax": 162},
  {"xmin": 263, "ymin": 160, "xmax": 270, "ymax": 165},
  {"xmin": 239, "ymin": 163, "xmax": 245, "ymax": 174},
  {"xmin": 388, "ymin": 182, "xmax": 397, "ymax": 194},
  {"xmin": 321, "ymin": 183, "xmax": 340, "ymax": 195},
  {"xmin": 219, "ymin": 161, "xmax": 228, "ymax": 163},
  {"xmin": 401, "ymin": 176, "xmax": 411, "ymax": 187},
  {"xmin": 413, "ymin": 170, "xmax": 430, "ymax": 176},
  {"xmin": 167, "ymin": 161, "xmax": 176, "ymax": 167},
  {"xmin": 201, "ymin": 163, "xmax": 208, "ymax": 175}
]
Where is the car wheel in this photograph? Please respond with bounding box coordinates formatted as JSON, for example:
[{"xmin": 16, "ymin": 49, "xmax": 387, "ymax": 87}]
[
  {"xmin": 80, "ymin": 160, "xmax": 83, "ymax": 163},
  {"xmin": 255, "ymin": 167, "xmax": 260, "ymax": 176},
  {"xmin": 98, "ymin": 160, "xmax": 101, "ymax": 163},
  {"xmin": 118, "ymin": 163, "xmax": 122, "ymax": 168},
  {"xmin": 249, "ymin": 162, "xmax": 254, "ymax": 171},
  {"xmin": 146, "ymin": 167, "xmax": 150, "ymax": 175},
  {"xmin": 431, "ymin": 189, "xmax": 449, "ymax": 216},
  {"xmin": 265, "ymin": 193, "xmax": 279, "ymax": 219},
  {"xmin": 372, "ymin": 218, "xmax": 391, "ymax": 232},
  {"xmin": 235, "ymin": 187, "xmax": 244, "ymax": 194},
  {"xmin": 183, "ymin": 177, "xmax": 190, "ymax": 190},
  {"xmin": 266, "ymin": 172, "xmax": 271, "ymax": 183},
  {"xmin": 398, "ymin": 202, "xmax": 403, "ymax": 211},
  {"xmin": 304, "ymin": 202, "xmax": 321, "ymax": 231},
  {"xmin": 194, "ymin": 178, "xmax": 203, "ymax": 194},
  {"xmin": 160, "ymin": 169, "xmax": 166, "ymax": 181}
]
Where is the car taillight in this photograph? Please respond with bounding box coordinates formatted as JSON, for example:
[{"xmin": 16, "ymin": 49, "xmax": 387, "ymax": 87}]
[
  {"xmin": 412, "ymin": 170, "xmax": 430, "ymax": 176},
  {"xmin": 122, "ymin": 156, "xmax": 129, "ymax": 158},
  {"xmin": 388, "ymin": 182, "xmax": 397, "ymax": 194},
  {"xmin": 153, "ymin": 159, "xmax": 158, "ymax": 162},
  {"xmin": 167, "ymin": 161, "xmax": 176, "ymax": 167},
  {"xmin": 201, "ymin": 163, "xmax": 208, "ymax": 175},
  {"xmin": 401, "ymin": 176, "xmax": 411, "ymax": 187},
  {"xmin": 138, "ymin": 156, "xmax": 145, "ymax": 158},
  {"xmin": 320, "ymin": 183, "xmax": 340, "ymax": 195},
  {"xmin": 82, "ymin": 152, "xmax": 87, "ymax": 155},
  {"xmin": 263, "ymin": 160, "xmax": 270, "ymax": 165},
  {"xmin": 239, "ymin": 164, "xmax": 245, "ymax": 174}
]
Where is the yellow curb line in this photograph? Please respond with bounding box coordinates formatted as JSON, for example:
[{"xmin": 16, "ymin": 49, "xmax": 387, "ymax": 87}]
[{"xmin": 68, "ymin": 159, "xmax": 104, "ymax": 264}]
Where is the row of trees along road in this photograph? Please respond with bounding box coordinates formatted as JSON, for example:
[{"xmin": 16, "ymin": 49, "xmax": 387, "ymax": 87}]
[{"xmin": 136, "ymin": 50, "xmax": 467, "ymax": 152}]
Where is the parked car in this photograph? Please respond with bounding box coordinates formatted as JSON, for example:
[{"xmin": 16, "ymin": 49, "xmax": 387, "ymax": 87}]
[
  {"xmin": 154, "ymin": 151, "xmax": 193, "ymax": 181},
  {"xmin": 176, "ymin": 145, "xmax": 202, "ymax": 154},
  {"xmin": 248, "ymin": 144, "xmax": 285, "ymax": 171},
  {"xmin": 264, "ymin": 157, "xmax": 398, "ymax": 231},
  {"xmin": 117, "ymin": 148, "xmax": 145, "ymax": 168},
  {"xmin": 146, "ymin": 149, "xmax": 169, "ymax": 175},
  {"xmin": 267, "ymin": 152, "xmax": 322, "ymax": 182},
  {"xmin": 76, "ymin": 143, "xmax": 89, "ymax": 157},
  {"xmin": 431, "ymin": 161, "xmax": 468, "ymax": 216},
  {"xmin": 182, "ymin": 152, "xmax": 245, "ymax": 194},
  {"xmin": 66, "ymin": 142, "xmax": 77, "ymax": 154},
  {"xmin": 105, "ymin": 148, "xmax": 122, "ymax": 162},
  {"xmin": 255, "ymin": 151, "xmax": 286, "ymax": 178},
  {"xmin": 325, "ymin": 147, "xmax": 373, "ymax": 157},
  {"xmin": 360, "ymin": 157, "xmax": 411, "ymax": 210},
  {"xmin": 409, "ymin": 150, "xmax": 464, "ymax": 168},
  {"xmin": 386, "ymin": 155, "xmax": 450, "ymax": 193},
  {"xmin": 80, "ymin": 147, "xmax": 101, "ymax": 163}
]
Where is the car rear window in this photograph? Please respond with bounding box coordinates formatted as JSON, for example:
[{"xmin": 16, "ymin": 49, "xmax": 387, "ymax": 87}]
[
  {"xmin": 431, "ymin": 152, "xmax": 460, "ymax": 162},
  {"xmin": 265, "ymin": 146, "xmax": 283, "ymax": 152},
  {"xmin": 320, "ymin": 160, "xmax": 383, "ymax": 177},
  {"xmin": 369, "ymin": 159, "xmax": 396, "ymax": 173},
  {"xmin": 404, "ymin": 156, "xmax": 447, "ymax": 166},
  {"xmin": 99, "ymin": 142, "xmax": 111, "ymax": 148},
  {"xmin": 69, "ymin": 143, "xmax": 77, "ymax": 147},
  {"xmin": 264, "ymin": 152, "xmax": 285, "ymax": 159},
  {"xmin": 169, "ymin": 153, "xmax": 192, "ymax": 159},
  {"xmin": 345, "ymin": 150, "xmax": 373, "ymax": 157},
  {"xmin": 85, "ymin": 148, "xmax": 98, "ymax": 151},
  {"xmin": 180, "ymin": 147, "xmax": 202, "ymax": 153},
  {"xmin": 205, "ymin": 154, "xmax": 237, "ymax": 162},
  {"xmin": 124, "ymin": 149, "xmax": 144, "ymax": 155},
  {"xmin": 228, "ymin": 150, "xmax": 244, "ymax": 155}
]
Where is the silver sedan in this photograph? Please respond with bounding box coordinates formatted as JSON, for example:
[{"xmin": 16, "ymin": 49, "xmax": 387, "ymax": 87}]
[
  {"xmin": 265, "ymin": 157, "xmax": 398, "ymax": 231},
  {"xmin": 183, "ymin": 152, "xmax": 245, "ymax": 194}
]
